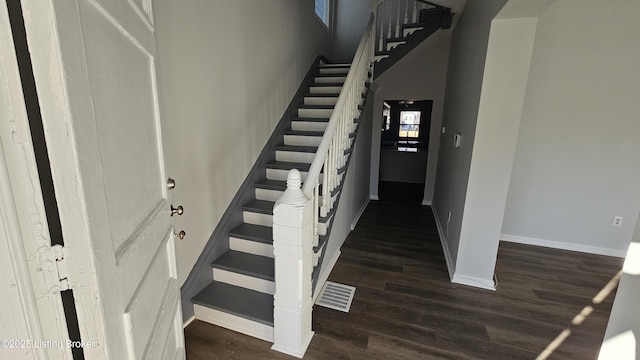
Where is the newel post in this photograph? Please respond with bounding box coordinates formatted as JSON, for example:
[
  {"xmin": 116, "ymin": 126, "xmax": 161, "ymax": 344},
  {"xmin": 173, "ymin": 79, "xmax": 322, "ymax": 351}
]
[{"xmin": 271, "ymin": 169, "xmax": 314, "ymax": 358}]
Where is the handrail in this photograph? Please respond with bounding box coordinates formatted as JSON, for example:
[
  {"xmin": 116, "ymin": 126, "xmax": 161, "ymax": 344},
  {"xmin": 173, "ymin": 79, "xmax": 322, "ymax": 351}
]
[{"xmin": 301, "ymin": 14, "xmax": 374, "ymax": 198}]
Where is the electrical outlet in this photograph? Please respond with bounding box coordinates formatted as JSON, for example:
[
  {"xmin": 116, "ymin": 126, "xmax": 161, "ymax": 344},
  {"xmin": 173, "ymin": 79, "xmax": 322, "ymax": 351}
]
[{"xmin": 612, "ymin": 216, "xmax": 623, "ymax": 227}]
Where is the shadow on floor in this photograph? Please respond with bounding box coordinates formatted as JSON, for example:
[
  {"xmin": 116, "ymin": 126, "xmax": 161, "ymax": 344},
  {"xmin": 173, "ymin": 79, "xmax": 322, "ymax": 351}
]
[{"xmin": 377, "ymin": 180, "xmax": 424, "ymax": 204}]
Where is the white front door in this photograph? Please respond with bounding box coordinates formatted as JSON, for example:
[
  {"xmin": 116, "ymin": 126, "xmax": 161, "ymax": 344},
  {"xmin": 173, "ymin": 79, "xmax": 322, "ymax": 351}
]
[{"xmin": 20, "ymin": 0, "xmax": 185, "ymax": 358}]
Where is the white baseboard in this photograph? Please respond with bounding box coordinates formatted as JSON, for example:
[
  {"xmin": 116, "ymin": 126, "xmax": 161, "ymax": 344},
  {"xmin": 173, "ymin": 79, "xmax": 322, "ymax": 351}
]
[
  {"xmin": 501, "ymin": 234, "xmax": 627, "ymax": 258},
  {"xmin": 351, "ymin": 198, "xmax": 370, "ymax": 230},
  {"xmin": 370, "ymin": 194, "xmax": 379, "ymax": 201},
  {"xmin": 183, "ymin": 315, "xmax": 196, "ymax": 328},
  {"xmin": 431, "ymin": 206, "xmax": 455, "ymax": 280},
  {"xmin": 452, "ymin": 273, "xmax": 496, "ymax": 291},
  {"xmin": 422, "ymin": 199, "xmax": 432, "ymax": 206},
  {"xmin": 313, "ymin": 250, "xmax": 341, "ymax": 302}
]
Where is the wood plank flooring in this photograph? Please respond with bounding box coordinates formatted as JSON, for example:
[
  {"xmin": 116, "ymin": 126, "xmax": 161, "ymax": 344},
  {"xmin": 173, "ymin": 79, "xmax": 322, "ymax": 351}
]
[{"xmin": 185, "ymin": 182, "xmax": 624, "ymax": 359}]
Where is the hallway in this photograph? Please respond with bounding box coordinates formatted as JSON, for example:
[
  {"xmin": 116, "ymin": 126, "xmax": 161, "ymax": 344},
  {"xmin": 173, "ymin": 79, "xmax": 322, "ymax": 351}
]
[{"xmin": 185, "ymin": 182, "xmax": 622, "ymax": 359}]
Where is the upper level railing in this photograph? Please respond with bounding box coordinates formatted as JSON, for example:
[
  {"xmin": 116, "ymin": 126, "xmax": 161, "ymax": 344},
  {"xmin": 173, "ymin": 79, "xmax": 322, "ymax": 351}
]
[{"xmin": 375, "ymin": 0, "xmax": 439, "ymax": 52}]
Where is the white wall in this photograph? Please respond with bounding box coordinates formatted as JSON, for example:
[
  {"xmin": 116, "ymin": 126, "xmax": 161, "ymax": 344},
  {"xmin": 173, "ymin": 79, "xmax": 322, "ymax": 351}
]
[
  {"xmin": 431, "ymin": 0, "xmax": 508, "ymax": 272},
  {"xmin": 502, "ymin": 0, "xmax": 640, "ymax": 257},
  {"xmin": 600, "ymin": 212, "xmax": 640, "ymax": 359},
  {"xmin": 454, "ymin": 16, "xmax": 537, "ymax": 289},
  {"xmin": 369, "ymin": 31, "xmax": 451, "ymax": 204},
  {"xmin": 152, "ymin": 0, "xmax": 332, "ymax": 285}
]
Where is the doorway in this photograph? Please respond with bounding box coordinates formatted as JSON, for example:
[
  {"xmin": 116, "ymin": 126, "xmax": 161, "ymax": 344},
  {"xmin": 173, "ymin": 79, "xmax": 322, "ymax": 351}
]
[{"xmin": 378, "ymin": 100, "xmax": 432, "ymax": 202}]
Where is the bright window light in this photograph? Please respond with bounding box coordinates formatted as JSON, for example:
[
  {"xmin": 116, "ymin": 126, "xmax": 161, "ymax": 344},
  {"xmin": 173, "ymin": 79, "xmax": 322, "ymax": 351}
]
[{"xmin": 315, "ymin": 0, "xmax": 330, "ymax": 27}]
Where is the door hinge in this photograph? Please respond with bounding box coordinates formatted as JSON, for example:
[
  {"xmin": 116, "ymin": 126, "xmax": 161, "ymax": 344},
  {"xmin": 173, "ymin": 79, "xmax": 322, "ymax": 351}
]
[{"xmin": 39, "ymin": 244, "xmax": 71, "ymax": 294}]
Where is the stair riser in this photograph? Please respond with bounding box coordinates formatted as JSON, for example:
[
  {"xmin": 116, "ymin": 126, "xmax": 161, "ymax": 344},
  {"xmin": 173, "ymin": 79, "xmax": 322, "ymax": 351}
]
[
  {"xmin": 318, "ymin": 216, "xmax": 331, "ymax": 236},
  {"xmin": 229, "ymin": 237, "xmax": 273, "ymax": 258},
  {"xmin": 213, "ymin": 268, "xmax": 275, "ymax": 295},
  {"xmin": 314, "ymin": 242, "xmax": 327, "ymax": 266},
  {"xmin": 255, "ymin": 188, "xmax": 283, "ymax": 202},
  {"xmin": 283, "ymin": 134, "xmax": 323, "ymax": 147},
  {"xmin": 266, "ymin": 168, "xmax": 309, "ymax": 182},
  {"xmin": 275, "ymin": 150, "xmax": 315, "ymax": 164},
  {"xmin": 298, "ymin": 108, "xmax": 333, "ymax": 118},
  {"xmin": 318, "ymin": 67, "xmax": 349, "ymax": 75},
  {"xmin": 304, "ymin": 97, "xmax": 338, "ymax": 106},
  {"xmin": 309, "ymin": 86, "xmax": 342, "ymax": 95},
  {"xmin": 243, "ymin": 211, "xmax": 272, "ymax": 227},
  {"xmin": 291, "ymin": 121, "xmax": 328, "ymax": 132},
  {"xmin": 193, "ymin": 305, "xmax": 273, "ymax": 342},
  {"xmin": 314, "ymin": 76, "xmax": 346, "ymax": 84}
]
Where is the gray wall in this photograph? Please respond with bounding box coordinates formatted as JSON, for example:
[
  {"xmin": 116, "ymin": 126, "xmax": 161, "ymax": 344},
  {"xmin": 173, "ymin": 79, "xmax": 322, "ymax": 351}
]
[
  {"xmin": 502, "ymin": 0, "xmax": 640, "ymax": 256},
  {"xmin": 153, "ymin": 0, "xmax": 332, "ymax": 285},
  {"xmin": 333, "ymin": 0, "xmax": 371, "ymax": 63},
  {"xmin": 431, "ymin": 0, "xmax": 508, "ymax": 271},
  {"xmin": 370, "ymin": 31, "xmax": 451, "ymax": 204}
]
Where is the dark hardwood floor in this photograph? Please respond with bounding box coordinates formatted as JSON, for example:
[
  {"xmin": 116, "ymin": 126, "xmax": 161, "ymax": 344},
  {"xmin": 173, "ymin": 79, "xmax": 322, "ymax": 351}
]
[{"xmin": 185, "ymin": 182, "xmax": 624, "ymax": 359}]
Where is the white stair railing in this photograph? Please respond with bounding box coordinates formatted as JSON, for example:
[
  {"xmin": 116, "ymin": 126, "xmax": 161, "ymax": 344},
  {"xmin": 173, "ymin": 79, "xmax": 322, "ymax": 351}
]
[
  {"xmin": 376, "ymin": 0, "xmax": 436, "ymax": 52},
  {"xmin": 302, "ymin": 14, "xmax": 374, "ymax": 233},
  {"xmin": 271, "ymin": 14, "xmax": 375, "ymax": 359}
]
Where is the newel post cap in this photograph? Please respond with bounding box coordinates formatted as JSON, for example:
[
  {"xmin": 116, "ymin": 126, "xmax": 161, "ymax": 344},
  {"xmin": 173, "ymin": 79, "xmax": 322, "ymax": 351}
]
[{"xmin": 277, "ymin": 169, "xmax": 309, "ymax": 206}]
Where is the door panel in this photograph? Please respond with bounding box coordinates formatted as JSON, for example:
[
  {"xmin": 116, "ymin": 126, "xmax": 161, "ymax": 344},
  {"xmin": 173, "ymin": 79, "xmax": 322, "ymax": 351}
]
[
  {"xmin": 21, "ymin": 0, "xmax": 184, "ymax": 358},
  {"xmin": 79, "ymin": 0, "xmax": 165, "ymax": 251}
]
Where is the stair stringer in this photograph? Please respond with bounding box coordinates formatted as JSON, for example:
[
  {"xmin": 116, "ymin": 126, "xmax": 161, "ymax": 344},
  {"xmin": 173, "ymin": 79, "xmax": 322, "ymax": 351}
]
[{"xmin": 180, "ymin": 56, "xmax": 330, "ymax": 321}]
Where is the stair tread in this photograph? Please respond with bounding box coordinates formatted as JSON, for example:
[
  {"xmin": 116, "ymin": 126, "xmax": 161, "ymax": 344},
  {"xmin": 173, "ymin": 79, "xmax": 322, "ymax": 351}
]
[
  {"xmin": 310, "ymin": 82, "xmax": 344, "ymax": 87},
  {"xmin": 298, "ymin": 104, "xmax": 335, "ymax": 109},
  {"xmin": 291, "ymin": 117, "xmax": 330, "ymax": 122},
  {"xmin": 266, "ymin": 161, "xmax": 311, "ymax": 171},
  {"xmin": 275, "ymin": 145, "xmax": 318, "ymax": 153},
  {"xmin": 212, "ymin": 250, "xmax": 274, "ymax": 281},
  {"xmin": 304, "ymin": 94, "xmax": 340, "ymax": 98},
  {"xmin": 228, "ymin": 223, "xmax": 272, "ymax": 244},
  {"xmin": 284, "ymin": 130, "xmax": 325, "ymax": 137},
  {"xmin": 318, "ymin": 63, "xmax": 350, "ymax": 68},
  {"xmin": 255, "ymin": 179, "xmax": 287, "ymax": 191},
  {"xmin": 402, "ymin": 22, "xmax": 427, "ymax": 30},
  {"xmin": 386, "ymin": 37, "xmax": 409, "ymax": 43},
  {"xmin": 192, "ymin": 281, "xmax": 274, "ymax": 326},
  {"xmin": 242, "ymin": 199, "xmax": 275, "ymax": 214},
  {"xmin": 315, "ymin": 73, "xmax": 347, "ymax": 77}
]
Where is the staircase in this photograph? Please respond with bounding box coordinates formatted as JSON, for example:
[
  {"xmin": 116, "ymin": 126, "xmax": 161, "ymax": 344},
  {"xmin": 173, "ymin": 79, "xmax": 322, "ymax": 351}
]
[
  {"xmin": 184, "ymin": 2, "xmax": 454, "ymax": 354},
  {"xmin": 191, "ymin": 61, "xmax": 361, "ymax": 343},
  {"xmin": 373, "ymin": 0, "xmax": 453, "ymax": 76}
]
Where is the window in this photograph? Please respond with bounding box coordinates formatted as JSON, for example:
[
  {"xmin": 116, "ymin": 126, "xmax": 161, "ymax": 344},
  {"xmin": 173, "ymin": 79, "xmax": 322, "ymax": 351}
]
[
  {"xmin": 398, "ymin": 111, "xmax": 421, "ymax": 138},
  {"xmin": 315, "ymin": 0, "xmax": 330, "ymax": 27}
]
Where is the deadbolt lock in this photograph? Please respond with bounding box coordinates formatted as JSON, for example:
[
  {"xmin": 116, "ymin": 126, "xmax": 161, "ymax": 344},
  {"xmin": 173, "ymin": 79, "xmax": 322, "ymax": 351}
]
[
  {"xmin": 170, "ymin": 205, "xmax": 184, "ymax": 216},
  {"xmin": 167, "ymin": 178, "xmax": 176, "ymax": 190}
]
